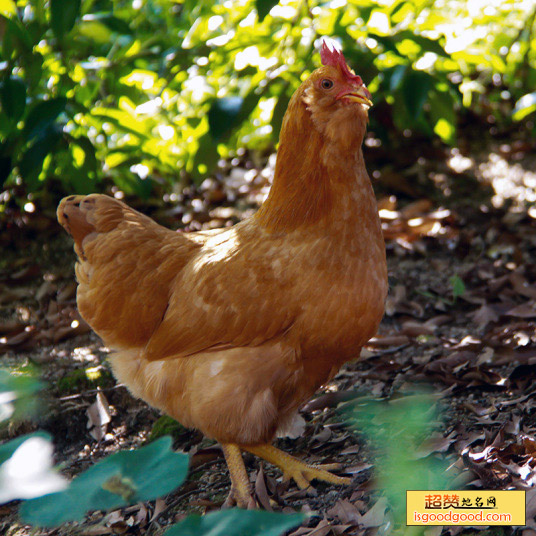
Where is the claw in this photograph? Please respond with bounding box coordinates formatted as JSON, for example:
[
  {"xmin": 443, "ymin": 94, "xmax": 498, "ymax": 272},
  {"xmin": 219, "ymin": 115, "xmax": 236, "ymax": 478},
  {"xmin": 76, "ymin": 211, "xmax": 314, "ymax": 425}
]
[{"xmin": 244, "ymin": 444, "xmax": 351, "ymax": 490}]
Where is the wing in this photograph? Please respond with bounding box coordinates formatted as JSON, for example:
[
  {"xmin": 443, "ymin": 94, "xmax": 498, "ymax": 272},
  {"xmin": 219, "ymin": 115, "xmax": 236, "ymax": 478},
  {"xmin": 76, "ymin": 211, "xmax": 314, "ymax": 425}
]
[
  {"xmin": 66, "ymin": 195, "xmax": 203, "ymax": 350},
  {"xmin": 142, "ymin": 221, "xmax": 301, "ymax": 361}
]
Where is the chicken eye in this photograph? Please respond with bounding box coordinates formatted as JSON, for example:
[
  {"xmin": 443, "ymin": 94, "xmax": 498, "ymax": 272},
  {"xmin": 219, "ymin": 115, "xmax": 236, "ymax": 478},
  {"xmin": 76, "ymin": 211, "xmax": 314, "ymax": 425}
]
[{"xmin": 321, "ymin": 79, "xmax": 334, "ymax": 90}]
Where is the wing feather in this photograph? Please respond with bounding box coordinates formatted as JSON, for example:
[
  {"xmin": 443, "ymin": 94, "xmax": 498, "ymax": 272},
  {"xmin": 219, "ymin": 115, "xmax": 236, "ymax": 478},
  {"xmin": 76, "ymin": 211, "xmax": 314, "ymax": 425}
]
[{"xmin": 143, "ymin": 223, "xmax": 297, "ymax": 361}]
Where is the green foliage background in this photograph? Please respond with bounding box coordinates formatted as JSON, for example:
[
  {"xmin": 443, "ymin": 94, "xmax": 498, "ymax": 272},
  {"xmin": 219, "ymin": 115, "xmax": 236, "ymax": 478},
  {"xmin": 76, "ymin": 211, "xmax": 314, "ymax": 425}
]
[{"xmin": 0, "ymin": 0, "xmax": 535, "ymax": 202}]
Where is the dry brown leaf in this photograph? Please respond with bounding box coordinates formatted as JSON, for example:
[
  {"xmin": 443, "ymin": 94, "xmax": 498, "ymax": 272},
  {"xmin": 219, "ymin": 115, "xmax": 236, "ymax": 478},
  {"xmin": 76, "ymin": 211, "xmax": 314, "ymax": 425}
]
[
  {"xmin": 87, "ymin": 391, "xmax": 112, "ymax": 441},
  {"xmin": 368, "ymin": 335, "xmax": 410, "ymax": 348},
  {"xmin": 301, "ymin": 391, "xmax": 360, "ymax": 412},
  {"xmin": 254, "ymin": 465, "xmax": 273, "ymax": 511},
  {"xmin": 80, "ymin": 526, "xmax": 114, "ymax": 535},
  {"xmin": 360, "ymin": 497, "xmax": 388, "ymax": 528},
  {"xmin": 343, "ymin": 463, "xmax": 372, "ymax": 475},
  {"xmin": 401, "ymin": 199, "xmax": 433, "ymax": 218},
  {"xmin": 327, "ymin": 499, "xmax": 361, "ymax": 525},
  {"xmin": 506, "ymin": 304, "xmax": 536, "ymax": 318},
  {"xmin": 150, "ymin": 498, "xmax": 166, "ymax": 522}
]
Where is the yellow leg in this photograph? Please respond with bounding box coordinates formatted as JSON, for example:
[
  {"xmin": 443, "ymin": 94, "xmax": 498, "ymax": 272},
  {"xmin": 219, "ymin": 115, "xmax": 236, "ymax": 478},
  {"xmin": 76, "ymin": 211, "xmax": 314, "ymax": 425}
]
[
  {"xmin": 243, "ymin": 443, "xmax": 351, "ymax": 489},
  {"xmin": 221, "ymin": 444, "xmax": 256, "ymax": 509}
]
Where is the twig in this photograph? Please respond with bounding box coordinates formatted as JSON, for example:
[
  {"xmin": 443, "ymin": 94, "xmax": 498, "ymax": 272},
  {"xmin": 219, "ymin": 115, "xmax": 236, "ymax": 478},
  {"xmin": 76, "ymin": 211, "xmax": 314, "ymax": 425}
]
[{"xmin": 58, "ymin": 384, "xmax": 126, "ymax": 401}]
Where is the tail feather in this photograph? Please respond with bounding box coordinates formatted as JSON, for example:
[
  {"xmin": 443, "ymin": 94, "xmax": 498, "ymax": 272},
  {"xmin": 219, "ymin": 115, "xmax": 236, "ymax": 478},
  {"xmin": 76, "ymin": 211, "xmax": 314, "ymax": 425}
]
[
  {"xmin": 57, "ymin": 194, "xmax": 154, "ymax": 251},
  {"xmin": 57, "ymin": 195, "xmax": 97, "ymax": 248}
]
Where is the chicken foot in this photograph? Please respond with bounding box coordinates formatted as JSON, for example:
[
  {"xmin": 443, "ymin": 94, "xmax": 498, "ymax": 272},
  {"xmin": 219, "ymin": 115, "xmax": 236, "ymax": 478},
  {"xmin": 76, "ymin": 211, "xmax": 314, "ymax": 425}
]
[
  {"xmin": 221, "ymin": 444, "xmax": 257, "ymax": 509},
  {"xmin": 243, "ymin": 444, "xmax": 351, "ymax": 490}
]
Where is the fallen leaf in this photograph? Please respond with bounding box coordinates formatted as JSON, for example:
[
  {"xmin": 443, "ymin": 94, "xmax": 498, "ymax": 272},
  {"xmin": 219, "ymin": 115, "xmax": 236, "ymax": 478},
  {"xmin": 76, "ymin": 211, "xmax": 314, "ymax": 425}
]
[
  {"xmin": 360, "ymin": 497, "xmax": 388, "ymax": 528},
  {"xmin": 87, "ymin": 391, "xmax": 112, "ymax": 441}
]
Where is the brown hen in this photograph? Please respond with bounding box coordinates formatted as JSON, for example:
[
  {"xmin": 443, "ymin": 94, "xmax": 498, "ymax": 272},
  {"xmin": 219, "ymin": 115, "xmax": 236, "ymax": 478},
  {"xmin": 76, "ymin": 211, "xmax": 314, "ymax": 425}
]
[{"xmin": 57, "ymin": 39, "xmax": 387, "ymax": 508}]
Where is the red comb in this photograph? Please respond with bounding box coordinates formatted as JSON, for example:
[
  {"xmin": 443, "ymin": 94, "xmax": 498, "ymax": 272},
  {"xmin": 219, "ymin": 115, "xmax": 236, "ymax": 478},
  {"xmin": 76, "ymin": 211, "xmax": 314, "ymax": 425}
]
[{"xmin": 320, "ymin": 38, "xmax": 363, "ymax": 86}]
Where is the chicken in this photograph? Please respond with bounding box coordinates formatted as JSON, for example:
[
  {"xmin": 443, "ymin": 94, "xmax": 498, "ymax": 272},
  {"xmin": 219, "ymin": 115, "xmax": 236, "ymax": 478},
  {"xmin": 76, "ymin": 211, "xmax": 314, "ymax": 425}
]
[{"xmin": 57, "ymin": 39, "xmax": 387, "ymax": 508}]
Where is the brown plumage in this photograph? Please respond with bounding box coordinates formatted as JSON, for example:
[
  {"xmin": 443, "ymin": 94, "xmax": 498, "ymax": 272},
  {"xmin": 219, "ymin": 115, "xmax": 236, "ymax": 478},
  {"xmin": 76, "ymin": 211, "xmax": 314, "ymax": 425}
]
[{"xmin": 57, "ymin": 40, "xmax": 387, "ymax": 508}]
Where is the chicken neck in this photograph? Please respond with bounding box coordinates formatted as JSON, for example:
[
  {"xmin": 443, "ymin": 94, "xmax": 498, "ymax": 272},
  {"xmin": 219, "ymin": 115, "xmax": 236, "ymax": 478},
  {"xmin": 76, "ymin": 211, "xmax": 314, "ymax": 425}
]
[{"xmin": 255, "ymin": 96, "xmax": 372, "ymax": 234}]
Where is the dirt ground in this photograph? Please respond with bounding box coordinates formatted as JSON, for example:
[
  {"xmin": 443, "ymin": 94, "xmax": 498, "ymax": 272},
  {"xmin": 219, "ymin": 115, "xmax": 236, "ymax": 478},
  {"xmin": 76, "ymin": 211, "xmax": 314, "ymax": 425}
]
[{"xmin": 1, "ymin": 131, "xmax": 536, "ymax": 536}]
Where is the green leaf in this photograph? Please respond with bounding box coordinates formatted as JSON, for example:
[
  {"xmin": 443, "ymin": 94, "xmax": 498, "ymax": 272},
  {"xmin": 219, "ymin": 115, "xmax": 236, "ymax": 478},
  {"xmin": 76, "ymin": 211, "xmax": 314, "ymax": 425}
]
[
  {"xmin": 64, "ymin": 135, "xmax": 99, "ymax": 193},
  {"xmin": 191, "ymin": 131, "xmax": 219, "ymax": 182},
  {"xmin": 0, "ymin": 0, "xmax": 17, "ymax": 18},
  {"xmin": 389, "ymin": 1, "xmax": 407, "ymax": 20},
  {"xmin": 163, "ymin": 509, "xmax": 305, "ymax": 536},
  {"xmin": 401, "ymin": 70, "xmax": 432, "ymax": 118},
  {"xmin": 513, "ymin": 92, "xmax": 536, "ymax": 121},
  {"xmin": 2, "ymin": 16, "xmax": 33, "ymax": 59},
  {"xmin": 389, "ymin": 65, "xmax": 407, "ymax": 91},
  {"xmin": 270, "ymin": 90, "xmax": 290, "ymax": 140},
  {"xmin": 429, "ymin": 87, "xmax": 457, "ymax": 144},
  {"xmin": 23, "ymin": 97, "xmax": 67, "ymax": 142},
  {"xmin": 397, "ymin": 30, "xmax": 450, "ymax": 58},
  {"xmin": 0, "ymin": 368, "xmax": 44, "ymax": 422},
  {"xmin": 50, "ymin": 0, "xmax": 81, "ymax": 39},
  {"xmin": 433, "ymin": 118, "xmax": 455, "ymax": 144},
  {"xmin": 20, "ymin": 437, "xmax": 189, "ymax": 528},
  {"xmin": 81, "ymin": 13, "xmax": 132, "ymax": 34},
  {"xmin": 0, "ymin": 433, "xmax": 68, "ymax": 504},
  {"xmin": 0, "ymin": 76, "xmax": 26, "ymax": 123},
  {"xmin": 347, "ymin": 391, "xmax": 453, "ymax": 524},
  {"xmin": 19, "ymin": 124, "xmax": 63, "ymax": 190},
  {"xmin": 0, "ymin": 154, "xmax": 12, "ymax": 186},
  {"xmin": 208, "ymin": 91, "xmax": 262, "ymax": 142},
  {"xmin": 208, "ymin": 96, "xmax": 244, "ymax": 141},
  {"xmin": 256, "ymin": 0, "xmax": 279, "ymax": 21},
  {"xmin": 0, "ymin": 433, "xmax": 51, "ymax": 466},
  {"xmin": 449, "ymin": 275, "xmax": 466, "ymax": 301}
]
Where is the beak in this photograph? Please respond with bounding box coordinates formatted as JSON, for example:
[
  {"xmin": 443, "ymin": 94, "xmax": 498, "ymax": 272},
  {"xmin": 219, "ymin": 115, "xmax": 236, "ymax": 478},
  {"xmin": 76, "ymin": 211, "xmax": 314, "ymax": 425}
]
[{"xmin": 342, "ymin": 85, "xmax": 373, "ymax": 107}]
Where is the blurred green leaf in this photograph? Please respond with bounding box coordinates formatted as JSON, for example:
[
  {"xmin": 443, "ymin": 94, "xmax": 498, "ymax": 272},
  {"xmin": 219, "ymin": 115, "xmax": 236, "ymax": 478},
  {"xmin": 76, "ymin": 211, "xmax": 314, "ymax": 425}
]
[
  {"xmin": 513, "ymin": 92, "xmax": 536, "ymax": 121},
  {"xmin": 208, "ymin": 97, "xmax": 244, "ymax": 141},
  {"xmin": 0, "ymin": 368, "xmax": 44, "ymax": 422},
  {"xmin": 449, "ymin": 274, "xmax": 466, "ymax": 301},
  {"xmin": 0, "ymin": 154, "xmax": 12, "ymax": 186},
  {"xmin": 209, "ymin": 91, "xmax": 264, "ymax": 143},
  {"xmin": 429, "ymin": 87, "xmax": 457, "ymax": 144},
  {"xmin": 256, "ymin": 0, "xmax": 279, "ymax": 21},
  {"xmin": 20, "ymin": 437, "xmax": 189, "ymax": 527},
  {"xmin": 0, "ymin": 369, "xmax": 44, "ymax": 422},
  {"xmin": 50, "ymin": 0, "xmax": 80, "ymax": 39},
  {"xmin": 0, "ymin": 76, "xmax": 26, "ymax": 123},
  {"xmin": 0, "ymin": 433, "xmax": 68, "ymax": 504},
  {"xmin": 191, "ymin": 131, "xmax": 219, "ymax": 182},
  {"xmin": 402, "ymin": 70, "xmax": 433, "ymax": 118},
  {"xmin": 348, "ymin": 392, "xmax": 453, "ymax": 524},
  {"xmin": 434, "ymin": 118, "xmax": 455, "ymax": 143},
  {"xmin": 397, "ymin": 30, "xmax": 450, "ymax": 58},
  {"xmin": 23, "ymin": 97, "xmax": 67, "ymax": 143},
  {"xmin": 389, "ymin": 65, "xmax": 407, "ymax": 91},
  {"xmin": 19, "ymin": 124, "xmax": 63, "ymax": 190},
  {"xmin": 270, "ymin": 91, "xmax": 291, "ymax": 140},
  {"xmin": 0, "ymin": 0, "xmax": 16, "ymax": 18},
  {"xmin": 2, "ymin": 16, "xmax": 33, "ymax": 58},
  {"xmin": 0, "ymin": 433, "xmax": 50, "ymax": 465},
  {"xmin": 163, "ymin": 509, "xmax": 305, "ymax": 536},
  {"xmin": 82, "ymin": 12, "xmax": 132, "ymax": 34},
  {"xmin": 64, "ymin": 135, "xmax": 98, "ymax": 194}
]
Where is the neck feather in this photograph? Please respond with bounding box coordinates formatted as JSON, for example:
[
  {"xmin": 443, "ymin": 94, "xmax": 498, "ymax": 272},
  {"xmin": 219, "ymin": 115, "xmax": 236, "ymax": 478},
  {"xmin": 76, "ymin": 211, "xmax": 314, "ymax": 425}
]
[{"xmin": 255, "ymin": 93, "xmax": 368, "ymax": 233}]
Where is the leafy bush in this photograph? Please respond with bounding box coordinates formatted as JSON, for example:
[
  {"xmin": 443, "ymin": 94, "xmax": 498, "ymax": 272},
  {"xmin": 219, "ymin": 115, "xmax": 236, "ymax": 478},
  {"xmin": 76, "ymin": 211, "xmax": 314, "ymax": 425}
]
[{"xmin": 0, "ymin": 0, "xmax": 534, "ymax": 203}]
